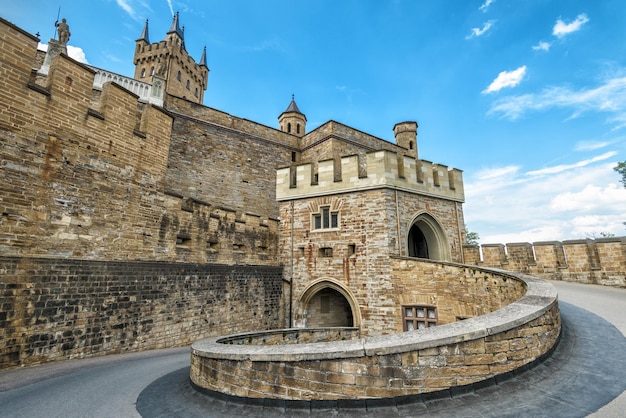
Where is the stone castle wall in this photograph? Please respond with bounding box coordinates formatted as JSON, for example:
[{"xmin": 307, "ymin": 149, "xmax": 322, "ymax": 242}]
[
  {"xmin": 463, "ymin": 237, "xmax": 626, "ymax": 287},
  {"xmin": 0, "ymin": 17, "xmax": 285, "ymax": 369},
  {"xmin": 0, "ymin": 18, "xmax": 279, "ymax": 264},
  {"xmin": 163, "ymin": 98, "xmax": 299, "ymax": 219},
  {"xmin": 0, "ymin": 256, "xmax": 283, "ymax": 368}
]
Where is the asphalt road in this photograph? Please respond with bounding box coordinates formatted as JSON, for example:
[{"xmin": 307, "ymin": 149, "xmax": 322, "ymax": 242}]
[{"xmin": 0, "ymin": 280, "xmax": 624, "ymax": 418}]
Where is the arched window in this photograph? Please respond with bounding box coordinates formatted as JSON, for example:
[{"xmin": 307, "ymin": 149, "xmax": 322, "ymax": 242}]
[
  {"xmin": 177, "ymin": 71, "xmax": 181, "ymax": 81},
  {"xmin": 140, "ymin": 68, "xmax": 146, "ymax": 78},
  {"xmin": 186, "ymin": 80, "xmax": 190, "ymax": 90},
  {"xmin": 409, "ymin": 141, "xmax": 414, "ymax": 150},
  {"xmin": 287, "ymin": 122, "xmax": 292, "ymax": 133},
  {"xmin": 297, "ymin": 124, "xmax": 301, "ymax": 134},
  {"xmin": 194, "ymin": 88, "xmax": 198, "ymax": 97},
  {"xmin": 150, "ymin": 66, "xmax": 155, "ymax": 76},
  {"xmin": 407, "ymin": 213, "xmax": 450, "ymax": 261}
]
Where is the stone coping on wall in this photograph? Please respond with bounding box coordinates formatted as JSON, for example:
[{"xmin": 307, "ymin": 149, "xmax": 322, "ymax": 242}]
[{"xmin": 191, "ymin": 271, "xmax": 556, "ymax": 363}]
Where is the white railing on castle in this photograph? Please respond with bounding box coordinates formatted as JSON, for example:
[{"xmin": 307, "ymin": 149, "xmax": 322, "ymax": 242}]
[{"xmin": 90, "ymin": 67, "xmax": 164, "ymax": 107}]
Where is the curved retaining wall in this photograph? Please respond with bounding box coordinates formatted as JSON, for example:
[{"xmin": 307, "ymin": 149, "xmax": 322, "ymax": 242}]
[{"xmin": 190, "ymin": 268, "xmax": 560, "ymax": 400}]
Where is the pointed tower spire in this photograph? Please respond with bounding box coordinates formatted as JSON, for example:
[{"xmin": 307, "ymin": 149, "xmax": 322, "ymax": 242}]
[
  {"xmin": 284, "ymin": 94, "xmax": 303, "ymax": 114},
  {"xmin": 279, "ymin": 95, "xmax": 307, "ymax": 137},
  {"xmin": 168, "ymin": 11, "xmax": 184, "ymax": 38},
  {"xmin": 137, "ymin": 19, "xmax": 150, "ymax": 43},
  {"xmin": 199, "ymin": 46, "xmax": 208, "ymax": 67}
]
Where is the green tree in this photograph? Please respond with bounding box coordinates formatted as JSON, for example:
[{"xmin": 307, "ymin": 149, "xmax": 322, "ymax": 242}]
[
  {"xmin": 464, "ymin": 225, "xmax": 480, "ymax": 245},
  {"xmin": 615, "ymin": 161, "xmax": 626, "ymax": 187}
]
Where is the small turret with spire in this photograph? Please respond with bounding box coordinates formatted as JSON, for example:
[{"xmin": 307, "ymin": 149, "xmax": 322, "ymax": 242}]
[
  {"xmin": 167, "ymin": 12, "xmax": 185, "ymax": 41},
  {"xmin": 199, "ymin": 46, "xmax": 208, "ymax": 68},
  {"xmin": 137, "ymin": 19, "xmax": 150, "ymax": 44},
  {"xmin": 279, "ymin": 95, "xmax": 307, "ymax": 137}
]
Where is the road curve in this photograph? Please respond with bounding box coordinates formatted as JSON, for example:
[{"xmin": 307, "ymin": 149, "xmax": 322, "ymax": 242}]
[{"xmin": 0, "ymin": 280, "xmax": 624, "ymax": 418}]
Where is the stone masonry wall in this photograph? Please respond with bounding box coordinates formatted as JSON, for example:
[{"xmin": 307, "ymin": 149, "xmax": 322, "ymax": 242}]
[
  {"xmin": 163, "ymin": 98, "xmax": 299, "ymax": 219},
  {"xmin": 390, "ymin": 257, "xmax": 526, "ymax": 331},
  {"xmin": 0, "ymin": 18, "xmax": 279, "ymax": 265},
  {"xmin": 463, "ymin": 237, "xmax": 626, "ymax": 287},
  {"xmin": 0, "ymin": 256, "xmax": 284, "ymax": 369},
  {"xmin": 280, "ymin": 189, "xmax": 392, "ymax": 334},
  {"xmin": 190, "ymin": 269, "xmax": 560, "ymax": 400},
  {"xmin": 0, "ymin": 18, "xmax": 286, "ymax": 370},
  {"xmin": 192, "ymin": 305, "xmax": 559, "ymax": 400},
  {"xmin": 280, "ymin": 188, "xmax": 466, "ymax": 336},
  {"xmin": 0, "ymin": 18, "xmax": 169, "ymax": 260}
]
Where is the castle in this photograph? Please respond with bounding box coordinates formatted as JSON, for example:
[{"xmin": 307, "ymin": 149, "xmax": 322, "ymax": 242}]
[{"xmin": 0, "ymin": 13, "xmax": 617, "ymax": 372}]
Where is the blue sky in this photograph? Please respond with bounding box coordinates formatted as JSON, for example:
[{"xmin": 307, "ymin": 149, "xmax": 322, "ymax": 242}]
[{"xmin": 2, "ymin": 0, "xmax": 625, "ymax": 244}]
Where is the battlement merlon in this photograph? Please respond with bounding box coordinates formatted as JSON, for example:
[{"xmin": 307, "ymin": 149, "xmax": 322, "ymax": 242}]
[{"xmin": 276, "ymin": 150, "xmax": 464, "ymax": 202}]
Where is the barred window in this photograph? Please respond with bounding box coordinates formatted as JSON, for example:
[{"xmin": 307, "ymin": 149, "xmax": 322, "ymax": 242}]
[{"xmin": 403, "ymin": 305, "xmax": 437, "ymax": 331}]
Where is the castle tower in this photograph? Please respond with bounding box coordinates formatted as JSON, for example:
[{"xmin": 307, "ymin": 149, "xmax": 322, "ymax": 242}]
[
  {"xmin": 133, "ymin": 13, "xmax": 209, "ymax": 104},
  {"xmin": 393, "ymin": 121, "xmax": 418, "ymax": 159},
  {"xmin": 279, "ymin": 95, "xmax": 307, "ymax": 137}
]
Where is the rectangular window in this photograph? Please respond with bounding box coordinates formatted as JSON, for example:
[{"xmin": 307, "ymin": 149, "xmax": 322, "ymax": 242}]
[
  {"xmin": 312, "ymin": 206, "xmax": 339, "ymax": 231},
  {"xmin": 319, "ymin": 247, "xmax": 333, "ymax": 257},
  {"xmin": 403, "ymin": 305, "xmax": 437, "ymax": 331},
  {"xmin": 314, "ymin": 214, "xmax": 322, "ymax": 229}
]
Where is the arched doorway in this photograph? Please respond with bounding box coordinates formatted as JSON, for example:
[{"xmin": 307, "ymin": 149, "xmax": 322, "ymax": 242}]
[
  {"xmin": 307, "ymin": 288, "xmax": 353, "ymax": 327},
  {"xmin": 297, "ymin": 279, "xmax": 360, "ymax": 329},
  {"xmin": 407, "ymin": 213, "xmax": 450, "ymax": 261}
]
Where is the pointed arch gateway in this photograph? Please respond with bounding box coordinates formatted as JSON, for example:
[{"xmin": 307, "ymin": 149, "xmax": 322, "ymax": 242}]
[
  {"xmin": 407, "ymin": 212, "xmax": 451, "ymax": 261},
  {"xmin": 297, "ymin": 279, "xmax": 361, "ymax": 329}
]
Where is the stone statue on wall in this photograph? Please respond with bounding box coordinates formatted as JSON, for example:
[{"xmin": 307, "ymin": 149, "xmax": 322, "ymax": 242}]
[
  {"xmin": 55, "ymin": 18, "xmax": 71, "ymax": 45},
  {"xmin": 156, "ymin": 60, "xmax": 167, "ymax": 77}
]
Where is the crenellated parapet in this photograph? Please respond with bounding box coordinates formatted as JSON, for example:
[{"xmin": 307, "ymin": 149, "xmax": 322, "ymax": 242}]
[
  {"xmin": 463, "ymin": 237, "xmax": 626, "ymax": 287},
  {"xmin": 276, "ymin": 149, "xmax": 464, "ymax": 202},
  {"xmin": 158, "ymin": 192, "xmax": 280, "ymax": 265}
]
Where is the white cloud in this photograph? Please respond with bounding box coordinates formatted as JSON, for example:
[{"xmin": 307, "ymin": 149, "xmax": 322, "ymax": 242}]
[
  {"xmin": 479, "ymin": 0, "xmax": 495, "ymax": 13},
  {"xmin": 37, "ymin": 42, "xmax": 89, "ymax": 64},
  {"xmin": 527, "ymin": 152, "xmax": 616, "ymax": 176},
  {"xmin": 553, "ymin": 14, "xmax": 589, "ymax": 38},
  {"xmin": 550, "ymin": 183, "xmax": 625, "ymax": 212},
  {"xmin": 464, "ymin": 160, "xmax": 626, "ymax": 244},
  {"xmin": 466, "ymin": 20, "xmax": 495, "ymax": 39},
  {"xmin": 532, "ymin": 41, "xmax": 551, "ymax": 51},
  {"xmin": 116, "ymin": 0, "xmax": 136, "ymax": 18},
  {"xmin": 474, "ymin": 165, "xmax": 520, "ymax": 181},
  {"xmin": 166, "ymin": 0, "xmax": 174, "ymax": 16},
  {"xmin": 482, "ymin": 65, "xmax": 527, "ymax": 94},
  {"xmin": 487, "ymin": 74, "xmax": 626, "ymax": 124},
  {"xmin": 115, "ymin": 0, "xmax": 154, "ymax": 21},
  {"xmin": 67, "ymin": 46, "xmax": 89, "ymax": 63},
  {"xmin": 574, "ymin": 140, "xmax": 611, "ymax": 151}
]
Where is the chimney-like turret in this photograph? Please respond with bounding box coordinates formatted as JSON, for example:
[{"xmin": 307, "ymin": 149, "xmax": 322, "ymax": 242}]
[{"xmin": 393, "ymin": 121, "xmax": 418, "ymax": 159}]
